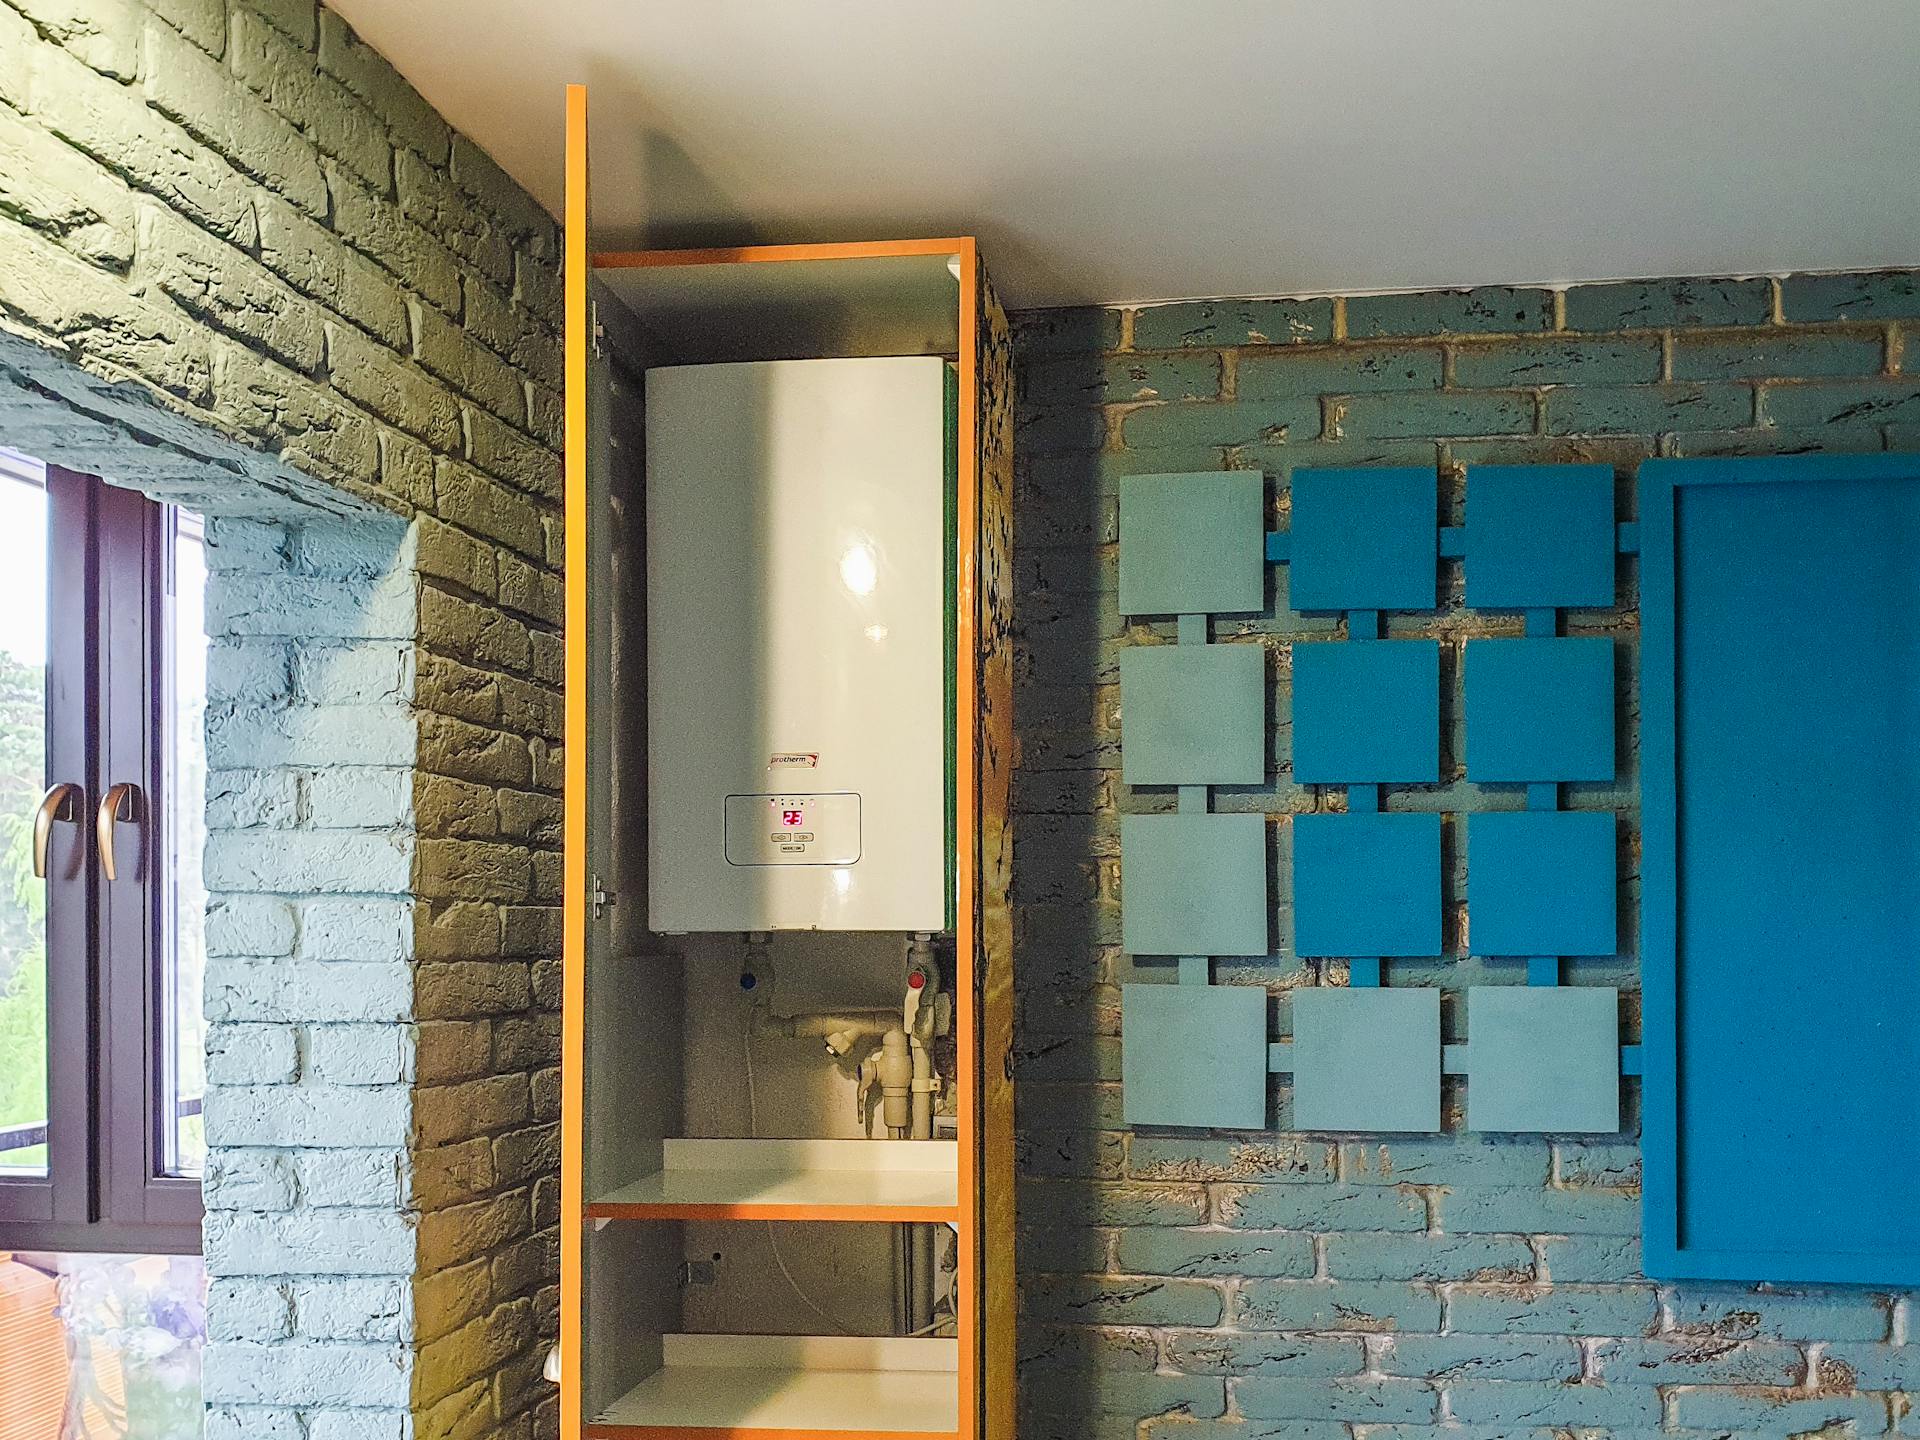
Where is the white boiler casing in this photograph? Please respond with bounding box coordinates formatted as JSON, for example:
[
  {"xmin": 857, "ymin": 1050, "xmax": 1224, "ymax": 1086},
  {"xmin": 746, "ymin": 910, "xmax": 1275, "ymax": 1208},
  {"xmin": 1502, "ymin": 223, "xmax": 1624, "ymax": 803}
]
[{"xmin": 644, "ymin": 357, "xmax": 952, "ymax": 933}]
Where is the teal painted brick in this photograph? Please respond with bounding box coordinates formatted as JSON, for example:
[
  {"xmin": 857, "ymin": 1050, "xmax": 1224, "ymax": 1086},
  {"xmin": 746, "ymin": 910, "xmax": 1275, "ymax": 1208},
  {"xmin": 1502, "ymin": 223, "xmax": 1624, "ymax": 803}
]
[
  {"xmin": 1019, "ymin": 1324, "xmax": 1157, "ymax": 1373},
  {"xmin": 1447, "ymin": 1378, "xmax": 1661, "ymax": 1428},
  {"xmin": 1322, "ymin": 1232, "xmax": 1532, "ymax": 1282},
  {"xmin": 1441, "ymin": 1185, "xmax": 1639, "ymax": 1234},
  {"xmin": 1543, "ymin": 382, "xmax": 1754, "ymax": 434},
  {"xmin": 1592, "ymin": 1338, "xmax": 1806, "ymax": 1386},
  {"xmin": 1163, "ymin": 1331, "xmax": 1364, "ymax": 1377},
  {"xmin": 1672, "ymin": 329, "xmax": 1885, "ymax": 379},
  {"xmin": 1668, "ymin": 424, "xmax": 1887, "ymax": 458},
  {"xmin": 1018, "ymin": 406, "xmax": 1110, "ymax": 454},
  {"xmin": 1023, "ymin": 1275, "xmax": 1223, "ymax": 1326},
  {"xmin": 1665, "ymin": 1288, "xmax": 1891, "ymax": 1342},
  {"xmin": 1343, "ymin": 1137, "xmax": 1551, "ymax": 1188},
  {"xmin": 1668, "ymin": 1389, "xmax": 1891, "ymax": 1435},
  {"xmin": 1539, "ymin": 1234, "xmax": 1643, "ymax": 1282},
  {"xmin": 1760, "ymin": 378, "xmax": 1920, "ymax": 427},
  {"xmin": 1451, "ymin": 337, "xmax": 1663, "ymax": 388},
  {"xmin": 1820, "ymin": 1342, "xmax": 1920, "ymax": 1390},
  {"xmin": 1238, "ymin": 345, "xmax": 1443, "ymax": 400},
  {"xmin": 1013, "ymin": 307, "xmax": 1124, "ymax": 359},
  {"xmin": 1447, "ymin": 1283, "xmax": 1657, "ymax": 1336},
  {"xmin": 1347, "ymin": 287, "xmax": 1554, "ymax": 338},
  {"xmin": 1017, "ymin": 1179, "xmax": 1208, "ymax": 1227},
  {"xmin": 1235, "ymin": 1279, "xmax": 1441, "ymax": 1333},
  {"xmin": 1021, "ymin": 1370, "xmax": 1227, "ymax": 1420},
  {"xmin": 1129, "ymin": 1137, "xmax": 1334, "ymax": 1182},
  {"xmin": 1017, "ymin": 1225, "xmax": 1110, "ymax": 1274},
  {"xmin": 1024, "ymin": 352, "xmax": 1222, "ymax": 406},
  {"xmin": 1330, "ymin": 389, "xmax": 1534, "ymax": 439},
  {"xmin": 1133, "ymin": 298, "xmax": 1334, "ymax": 350},
  {"xmin": 1563, "ymin": 277, "xmax": 1771, "ymax": 330},
  {"xmin": 1381, "ymin": 1334, "xmax": 1581, "ymax": 1382},
  {"xmin": 1216, "ymin": 1182, "xmax": 1426, "ymax": 1232},
  {"xmin": 1782, "ymin": 270, "xmax": 1920, "ymax": 322},
  {"xmin": 1115, "ymin": 1228, "xmax": 1313, "ymax": 1279},
  {"xmin": 1142, "ymin": 1421, "xmax": 1346, "ymax": 1440},
  {"xmin": 1122, "ymin": 397, "xmax": 1322, "ymax": 450},
  {"xmin": 1235, "ymin": 1376, "xmax": 1438, "ymax": 1424},
  {"xmin": 1553, "ymin": 1141, "xmax": 1640, "ymax": 1190}
]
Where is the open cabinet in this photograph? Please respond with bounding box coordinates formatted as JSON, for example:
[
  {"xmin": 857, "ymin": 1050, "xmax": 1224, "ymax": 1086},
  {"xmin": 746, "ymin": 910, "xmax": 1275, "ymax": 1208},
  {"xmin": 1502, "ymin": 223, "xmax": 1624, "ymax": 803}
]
[{"xmin": 559, "ymin": 87, "xmax": 1015, "ymax": 1440}]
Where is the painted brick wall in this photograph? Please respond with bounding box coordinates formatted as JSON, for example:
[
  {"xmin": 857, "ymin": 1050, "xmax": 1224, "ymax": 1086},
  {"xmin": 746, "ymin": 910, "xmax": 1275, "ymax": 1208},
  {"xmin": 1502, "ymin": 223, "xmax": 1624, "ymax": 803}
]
[
  {"xmin": 1010, "ymin": 273, "xmax": 1920, "ymax": 1439},
  {"xmin": 0, "ymin": 4, "xmax": 561, "ymax": 1440}
]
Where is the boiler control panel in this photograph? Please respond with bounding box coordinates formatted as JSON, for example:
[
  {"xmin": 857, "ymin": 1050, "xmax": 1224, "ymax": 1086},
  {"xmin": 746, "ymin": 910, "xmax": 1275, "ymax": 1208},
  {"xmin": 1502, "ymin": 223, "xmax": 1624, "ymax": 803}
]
[{"xmin": 723, "ymin": 793, "xmax": 862, "ymax": 866}]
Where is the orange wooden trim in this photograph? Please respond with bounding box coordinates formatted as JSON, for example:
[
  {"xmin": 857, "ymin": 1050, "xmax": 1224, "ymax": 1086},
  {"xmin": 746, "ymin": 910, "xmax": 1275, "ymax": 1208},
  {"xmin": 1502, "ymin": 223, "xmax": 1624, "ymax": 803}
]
[
  {"xmin": 588, "ymin": 1428, "xmax": 958, "ymax": 1440},
  {"xmin": 951, "ymin": 236, "xmax": 981, "ymax": 1440},
  {"xmin": 559, "ymin": 79, "xmax": 591, "ymax": 1440},
  {"xmin": 583, "ymin": 1203, "xmax": 961, "ymax": 1224},
  {"xmin": 592, "ymin": 237, "xmax": 971, "ymax": 269}
]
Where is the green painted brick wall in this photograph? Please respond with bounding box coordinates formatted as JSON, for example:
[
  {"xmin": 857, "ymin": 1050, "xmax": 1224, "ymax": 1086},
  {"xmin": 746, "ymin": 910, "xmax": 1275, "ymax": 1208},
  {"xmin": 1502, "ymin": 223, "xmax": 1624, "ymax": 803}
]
[{"xmin": 1010, "ymin": 273, "xmax": 1920, "ymax": 1440}]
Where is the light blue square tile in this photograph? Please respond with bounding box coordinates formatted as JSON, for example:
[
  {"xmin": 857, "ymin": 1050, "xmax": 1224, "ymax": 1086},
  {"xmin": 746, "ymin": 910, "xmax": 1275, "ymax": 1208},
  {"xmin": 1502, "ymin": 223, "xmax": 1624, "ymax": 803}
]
[
  {"xmin": 1292, "ymin": 640, "xmax": 1440, "ymax": 783},
  {"xmin": 1465, "ymin": 637, "xmax": 1616, "ymax": 782},
  {"xmin": 1293, "ymin": 813, "xmax": 1442, "ymax": 958},
  {"xmin": 1469, "ymin": 811, "xmax": 1617, "ymax": 957},
  {"xmin": 1466, "ymin": 986, "xmax": 1620, "ymax": 1132},
  {"xmin": 1289, "ymin": 466, "xmax": 1437, "ymax": 612},
  {"xmin": 1118, "ymin": 472, "xmax": 1265, "ymax": 616},
  {"xmin": 1123, "ymin": 983, "xmax": 1269, "ymax": 1129},
  {"xmin": 1291, "ymin": 987, "xmax": 1441, "ymax": 1132},
  {"xmin": 1122, "ymin": 813, "xmax": 1268, "ymax": 957},
  {"xmin": 1120, "ymin": 643, "xmax": 1266, "ymax": 786},
  {"xmin": 1466, "ymin": 464, "xmax": 1616, "ymax": 610}
]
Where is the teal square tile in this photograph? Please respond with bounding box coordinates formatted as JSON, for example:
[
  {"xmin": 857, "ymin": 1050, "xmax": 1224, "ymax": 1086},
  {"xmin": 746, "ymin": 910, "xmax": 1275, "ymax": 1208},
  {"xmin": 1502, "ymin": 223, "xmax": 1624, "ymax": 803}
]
[
  {"xmin": 1120, "ymin": 643, "xmax": 1265, "ymax": 786},
  {"xmin": 1468, "ymin": 811, "xmax": 1617, "ymax": 957},
  {"xmin": 1118, "ymin": 472, "xmax": 1265, "ymax": 616},
  {"xmin": 1466, "ymin": 986, "xmax": 1620, "ymax": 1132},
  {"xmin": 1292, "ymin": 813, "xmax": 1442, "ymax": 957},
  {"xmin": 1291, "ymin": 987, "xmax": 1441, "ymax": 1132},
  {"xmin": 1123, "ymin": 983, "xmax": 1269, "ymax": 1129},
  {"xmin": 1465, "ymin": 637, "xmax": 1616, "ymax": 782},
  {"xmin": 1465, "ymin": 464, "xmax": 1616, "ymax": 610},
  {"xmin": 1122, "ymin": 812, "xmax": 1268, "ymax": 957},
  {"xmin": 1290, "ymin": 466, "xmax": 1437, "ymax": 612},
  {"xmin": 1292, "ymin": 640, "xmax": 1440, "ymax": 783}
]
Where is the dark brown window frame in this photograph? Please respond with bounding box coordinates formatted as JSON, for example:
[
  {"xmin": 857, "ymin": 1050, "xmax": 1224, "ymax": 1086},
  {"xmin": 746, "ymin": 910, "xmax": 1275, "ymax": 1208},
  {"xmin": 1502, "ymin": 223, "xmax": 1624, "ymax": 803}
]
[{"xmin": 0, "ymin": 465, "xmax": 201, "ymax": 1254}]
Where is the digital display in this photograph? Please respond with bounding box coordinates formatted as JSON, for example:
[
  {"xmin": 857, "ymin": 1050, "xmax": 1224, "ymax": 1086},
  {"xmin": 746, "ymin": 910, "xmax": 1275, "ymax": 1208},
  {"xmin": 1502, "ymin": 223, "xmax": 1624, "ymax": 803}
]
[{"xmin": 780, "ymin": 808, "xmax": 805, "ymax": 828}]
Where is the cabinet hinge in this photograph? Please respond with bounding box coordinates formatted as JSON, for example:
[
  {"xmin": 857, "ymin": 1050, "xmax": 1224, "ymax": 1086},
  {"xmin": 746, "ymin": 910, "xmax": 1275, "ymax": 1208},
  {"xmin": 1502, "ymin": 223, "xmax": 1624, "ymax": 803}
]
[
  {"xmin": 590, "ymin": 300, "xmax": 605, "ymax": 360},
  {"xmin": 591, "ymin": 875, "xmax": 615, "ymax": 920}
]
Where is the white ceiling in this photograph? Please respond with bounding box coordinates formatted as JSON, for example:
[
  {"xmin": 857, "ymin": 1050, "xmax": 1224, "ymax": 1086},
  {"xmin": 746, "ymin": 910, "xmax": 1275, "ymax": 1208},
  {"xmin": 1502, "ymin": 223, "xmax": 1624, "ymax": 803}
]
[{"xmin": 326, "ymin": 0, "xmax": 1920, "ymax": 310}]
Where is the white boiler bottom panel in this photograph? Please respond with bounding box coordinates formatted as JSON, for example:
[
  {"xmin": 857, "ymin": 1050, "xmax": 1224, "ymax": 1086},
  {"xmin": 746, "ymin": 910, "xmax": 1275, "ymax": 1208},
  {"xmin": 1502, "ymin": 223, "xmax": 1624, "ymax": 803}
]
[{"xmin": 645, "ymin": 356, "xmax": 950, "ymax": 932}]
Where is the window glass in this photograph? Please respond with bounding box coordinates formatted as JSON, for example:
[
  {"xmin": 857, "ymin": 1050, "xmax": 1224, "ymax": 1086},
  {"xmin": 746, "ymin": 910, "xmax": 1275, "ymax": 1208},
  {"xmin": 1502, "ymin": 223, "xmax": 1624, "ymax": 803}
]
[
  {"xmin": 0, "ymin": 450, "xmax": 49, "ymax": 1176},
  {"xmin": 162, "ymin": 510, "xmax": 207, "ymax": 1178}
]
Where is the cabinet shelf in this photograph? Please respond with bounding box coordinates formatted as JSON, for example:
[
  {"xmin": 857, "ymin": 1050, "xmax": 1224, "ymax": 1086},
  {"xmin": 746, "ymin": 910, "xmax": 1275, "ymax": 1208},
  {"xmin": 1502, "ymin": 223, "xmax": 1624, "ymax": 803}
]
[
  {"xmin": 586, "ymin": 1139, "xmax": 960, "ymax": 1223},
  {"xmin": 587, "ymin": 1334, "xmax": 958, "ymax": 1439}
]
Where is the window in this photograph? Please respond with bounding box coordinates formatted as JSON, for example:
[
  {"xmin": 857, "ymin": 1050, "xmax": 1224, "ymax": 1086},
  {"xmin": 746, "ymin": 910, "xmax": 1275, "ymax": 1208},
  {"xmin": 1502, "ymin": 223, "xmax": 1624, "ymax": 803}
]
[{"xmin": 0, "ymin": 451, "xmax": 207, "ymax": 1252}]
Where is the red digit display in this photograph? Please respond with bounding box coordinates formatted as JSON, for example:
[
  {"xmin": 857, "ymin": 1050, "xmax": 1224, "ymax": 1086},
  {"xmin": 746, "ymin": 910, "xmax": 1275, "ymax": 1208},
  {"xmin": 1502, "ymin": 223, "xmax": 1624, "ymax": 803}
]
[{"xmin": 781, "ymin": 808, "xmax": 804, "ymax": 828}]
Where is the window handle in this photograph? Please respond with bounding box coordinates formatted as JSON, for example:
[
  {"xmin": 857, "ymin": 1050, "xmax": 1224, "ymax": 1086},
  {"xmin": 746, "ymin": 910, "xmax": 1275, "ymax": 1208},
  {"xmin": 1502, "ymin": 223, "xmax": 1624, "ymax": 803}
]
[
  {"xmin": 32, "ymin": 782, "xmax": 82, "ymax": 878},
  {"xmin": 97, "ymin": 782, "xmax": 142, "ymax": 882}
]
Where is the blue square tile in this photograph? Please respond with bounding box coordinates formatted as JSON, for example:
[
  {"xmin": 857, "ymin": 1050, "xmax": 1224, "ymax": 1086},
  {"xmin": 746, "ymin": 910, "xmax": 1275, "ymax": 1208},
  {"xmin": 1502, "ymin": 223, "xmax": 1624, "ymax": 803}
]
[
  {"xmin": 1293, "ymin": 813, "xmax": 1442, "ymax": 958},
  {"xmin": 1118, "ymin": 472, "xmax": 1265, "ymax": 616},
  {"xmin": 1466, "ymin": 464, "xmax": 1616, "ymax": 610},
  {"xmin": 1121, "ymin": 643, "xmax": 1266, "ymax": 786},
  {"xmin": 1466, "ymin": 986, "xmax": 1620, "ymax": 1132},
  {"xmin": 1123, "ymin": 983, "xmax": 1269, "ymax": 1129},
  {"xmin": 1289, "ymin": 466, "xmax": 1437, "ymax": 612},
  {"xmin": 1465, "ymin": 637, "xmax": 1616, "ymax": 782},
  {"xmin": 1292, "ymin": 640, "xmax": 1440, "ymax": 783},
  {"xmin": 1122, "ymin": 813, "xmax": 1268, "ymax": 957},
  {"xmin": 1291, "ymin": 987, "xmax": 1441, "ymax": 1132},
  {"xmin": 1469, "ymin": 811, "xmax": 1617, "ymax": 957}
]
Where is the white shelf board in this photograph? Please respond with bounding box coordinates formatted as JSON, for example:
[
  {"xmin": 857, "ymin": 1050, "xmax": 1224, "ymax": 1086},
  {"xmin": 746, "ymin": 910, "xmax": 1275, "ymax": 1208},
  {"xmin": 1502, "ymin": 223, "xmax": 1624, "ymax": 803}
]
[
  {"xmin": 588, "ymin": 1139, "xmax": 959, "ymax": 1218},
  {"xmin": 591, "ymin": 1334, "xmax": 958, "ymax": 1436}
]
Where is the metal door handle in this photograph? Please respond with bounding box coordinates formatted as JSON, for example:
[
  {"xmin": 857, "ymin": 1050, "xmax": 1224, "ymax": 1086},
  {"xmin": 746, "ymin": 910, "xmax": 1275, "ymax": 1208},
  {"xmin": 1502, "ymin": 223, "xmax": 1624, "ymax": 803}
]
[
  {"xmin": 32, "ymin": 782, "xmax": 81, "ymax": 878},
  {"xmin": 97, "ymin": 782, "xmax": 141, "ymax": 882}
]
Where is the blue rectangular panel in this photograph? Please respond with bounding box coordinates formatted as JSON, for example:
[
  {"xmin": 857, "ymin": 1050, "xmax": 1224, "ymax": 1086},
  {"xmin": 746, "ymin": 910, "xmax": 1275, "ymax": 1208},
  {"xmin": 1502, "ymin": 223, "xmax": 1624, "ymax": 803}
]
[
  {"xmin": 1640, "ymin": 452, "xmax": 1920, "ymax": 1285},
  {"xmin": 1465, "ymin": 464, "xmax": 1616, "ymax": 610},
  {"xmin": 1118, "ymin": 472, "xmax": 1265, "ymax": 616},
  {"xmin": 1123, "ymin": 982, "xmax": 1269, "ymax": 1129},
  {"xmin": 1291, "ymin": 987, "xmax": 1441, "ymax": 1132},
  {"xmin": 1289, "ymin": 467, "xmax": 1437, "ymax": 612},
  {"xmin": 1465, "ymin": 986, "xmax": 1619, "ymax": 1132},
  {"xmin": 1120, "ymin": 643, "xmax": 1266, "ymax": 786},
  {"xmin": 1292, "ymin": 640, "xmax": 1440, "ymax": 784},
  {"xmin": 1468, "ymin": 811, "xmax": 1617, "ymax": 957},
  {"xmin": 1293, "ymin": 813, "xmax": 1442, "ymax": 957},
  {"xmin": 1465, "ymin": 637, "xmax": 1615, "ymax": 782},
  {"xmin": 1122, "ymin": 812, "xmax": 1268, "ymax": 957}
]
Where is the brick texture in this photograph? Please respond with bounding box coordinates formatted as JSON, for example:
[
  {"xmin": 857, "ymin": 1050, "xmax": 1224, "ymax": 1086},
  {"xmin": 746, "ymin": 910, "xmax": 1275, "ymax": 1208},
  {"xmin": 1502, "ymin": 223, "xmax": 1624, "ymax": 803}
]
[
  {"xmin": 0, "ymin": 6, "xmax": 559, "ymax": 1440},
  {"xmin": 1012, "ymin": 279, "xmax": 1920, "ymax": 1437}
]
